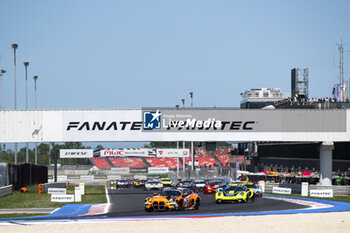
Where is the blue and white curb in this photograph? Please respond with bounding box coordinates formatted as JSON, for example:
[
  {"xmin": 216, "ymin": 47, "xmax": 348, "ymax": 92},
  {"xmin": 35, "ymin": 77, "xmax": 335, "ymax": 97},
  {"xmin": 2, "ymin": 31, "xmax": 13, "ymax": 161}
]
[{"xmin": 1, "ymin": 195, "xmax": 350, "ymax": 225}]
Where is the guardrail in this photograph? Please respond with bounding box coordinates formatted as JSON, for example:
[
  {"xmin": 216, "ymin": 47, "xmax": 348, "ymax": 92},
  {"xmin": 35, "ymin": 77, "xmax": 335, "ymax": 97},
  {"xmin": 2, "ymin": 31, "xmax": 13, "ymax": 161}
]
[
  {"xmin": 40, "ymin": 182, "xmax": 67, "ymax": 194},
  {"xmin": 0, "ymin": 185, "xmax": 13, "ymax": 198}
]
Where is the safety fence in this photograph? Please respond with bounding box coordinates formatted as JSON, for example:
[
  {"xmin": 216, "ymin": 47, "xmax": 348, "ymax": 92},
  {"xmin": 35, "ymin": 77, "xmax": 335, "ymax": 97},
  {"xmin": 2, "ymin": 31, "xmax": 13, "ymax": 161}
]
[
  {"xmin": 0, "ymin": 185, "xmax": 13, "ymax": 198},
  {"xmin": 0, "ymin": 163, "xmax": 48, "ymax": 190}
]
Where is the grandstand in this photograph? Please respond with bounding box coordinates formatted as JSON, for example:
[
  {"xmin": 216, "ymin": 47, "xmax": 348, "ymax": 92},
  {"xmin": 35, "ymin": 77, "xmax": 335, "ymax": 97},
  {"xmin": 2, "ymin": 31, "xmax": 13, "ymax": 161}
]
[{"xmin": 92, "ymin": 148, "xmax": 242, "ymax": 170}]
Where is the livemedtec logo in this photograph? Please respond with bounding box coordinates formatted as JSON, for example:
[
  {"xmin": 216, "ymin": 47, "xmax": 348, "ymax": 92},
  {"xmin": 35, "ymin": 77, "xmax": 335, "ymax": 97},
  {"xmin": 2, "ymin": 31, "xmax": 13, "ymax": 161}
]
[{"xmin": 143, "ymin": 110, "xmax": 162, "ymax": 130}]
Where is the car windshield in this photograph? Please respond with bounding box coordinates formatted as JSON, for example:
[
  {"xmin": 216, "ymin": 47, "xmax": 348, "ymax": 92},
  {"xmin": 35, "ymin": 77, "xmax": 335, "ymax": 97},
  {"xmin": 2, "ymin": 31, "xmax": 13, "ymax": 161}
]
[
  {"xmin": 208, "ymin": 181, "xmax": 222, "ymax": 185},
  {"xmin": 195, "ymin": 180, "xmax": 205, "ymax": 184},
  {"xmin": 224, "ymin": 186, "xmax": 246, "ymax": 192},
  {"xmin": 245, "ymin": 184, "xmax": 257, "ymax": 188},
  {"xmin": 148, "ymin": 181, "xmax": 160, "ymax": 184},
  {"xmin": 160, "ymin": 190, "xmax": 181, "ymax": 197},
  {"xmin": 162, "ymin": 179, "xmax": 171, "ymax": 182}
]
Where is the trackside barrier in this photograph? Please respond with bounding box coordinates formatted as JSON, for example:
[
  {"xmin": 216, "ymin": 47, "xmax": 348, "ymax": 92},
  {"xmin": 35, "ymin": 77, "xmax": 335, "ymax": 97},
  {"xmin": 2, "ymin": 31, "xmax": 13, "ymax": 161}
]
[
  {"xmin": 0, "ymin": 185, "xmax": 13, "ymax": 198},
  {"xmin": 39, "ymin": 182, "xmax": 67, "ymax": 194}
]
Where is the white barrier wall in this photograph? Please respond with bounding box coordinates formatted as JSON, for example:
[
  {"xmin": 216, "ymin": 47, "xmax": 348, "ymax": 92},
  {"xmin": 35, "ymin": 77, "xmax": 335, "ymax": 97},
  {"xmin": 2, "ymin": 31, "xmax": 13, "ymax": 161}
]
[{"xmin": 0, "ymin": 109, "xmax": 349, "ymax": 143}]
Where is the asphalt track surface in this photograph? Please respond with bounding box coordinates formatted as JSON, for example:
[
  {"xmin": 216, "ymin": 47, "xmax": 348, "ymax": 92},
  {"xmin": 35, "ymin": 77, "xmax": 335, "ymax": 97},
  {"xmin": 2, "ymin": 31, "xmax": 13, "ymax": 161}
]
[{"xmin": 102, "ymin": 188, "xmax": 306, "ymax": 218}]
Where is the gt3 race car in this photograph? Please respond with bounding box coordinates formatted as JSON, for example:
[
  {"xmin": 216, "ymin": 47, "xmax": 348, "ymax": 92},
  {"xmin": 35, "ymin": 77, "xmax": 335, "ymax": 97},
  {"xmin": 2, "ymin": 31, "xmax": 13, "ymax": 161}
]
[
  {"xmin": 215, "ymin": 185, "xmax": 255, "ymax": 204},
  {"xmin": 204, "ymin": 180, "xmax": 225, "ymax": 194},
  {"xmin": 144, "ymin": 187, "xmax": 201, "ymax": 212},
  {"xmin": 160, "ymin": 178, "xmax": 175, "ymax": 187},
  {"xmin": 144, "ymin": 180, "xmax": 164, "ymax": 190},
  {"xmin": 243, "ymin": 182, "xmax": 263, "ymax": 197}
]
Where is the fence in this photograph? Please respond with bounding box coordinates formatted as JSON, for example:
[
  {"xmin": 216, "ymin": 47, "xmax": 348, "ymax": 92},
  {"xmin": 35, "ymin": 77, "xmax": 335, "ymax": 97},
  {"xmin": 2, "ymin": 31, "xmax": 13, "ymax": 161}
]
[
  {"xmin": 0, "ymin": 185, "xmax": 12, "ymax": 198},
  {"xmin": 3, "ymin": 163, "xmax": 48, "ymax": 190}
]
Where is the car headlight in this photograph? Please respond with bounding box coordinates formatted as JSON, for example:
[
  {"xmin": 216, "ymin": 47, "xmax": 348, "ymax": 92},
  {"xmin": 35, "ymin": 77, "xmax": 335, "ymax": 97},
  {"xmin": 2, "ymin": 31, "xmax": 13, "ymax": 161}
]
[
  {"xmin": 217, "ymin": 192, "xmax": 222, "ymax": 196},
  {"xmin": 240, "ymin": 192, "xmax": 244, "ymax": 196}
]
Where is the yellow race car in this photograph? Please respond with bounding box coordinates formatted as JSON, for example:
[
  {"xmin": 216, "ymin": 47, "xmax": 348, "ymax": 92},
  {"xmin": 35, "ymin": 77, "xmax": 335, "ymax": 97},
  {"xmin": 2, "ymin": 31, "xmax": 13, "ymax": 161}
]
[
  {"xmin": 134, "ymin": 178, "xmax": 147, "ymax": 188},
  {"xmin": 215, "ymin": 184, "xmax": 255, "ymax": 204},
  {"xmin": 160, "ymin": 178, "xmax": 175, "ymax": 187},
  {"xmin": 242, "ymin": 182, "xmax": 263, "ymax": 197},
  {"xmin": 144, "ymin": 187, "xmax": 200, "ymax": 212}
]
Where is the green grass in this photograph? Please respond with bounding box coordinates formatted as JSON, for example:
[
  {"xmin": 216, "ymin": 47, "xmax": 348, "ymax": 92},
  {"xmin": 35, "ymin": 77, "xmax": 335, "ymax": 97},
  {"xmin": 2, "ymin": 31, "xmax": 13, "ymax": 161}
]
[
  {"xmin": 0, "ymin": 213, "xmax": 49, "ymax": 219},
  {"xmin": 266, "ymin": 192, "xmax": 350, "ymax": 203},
  {"xmin": 0, "ymin": 184, "xmax": 107, "ymax": 209}
]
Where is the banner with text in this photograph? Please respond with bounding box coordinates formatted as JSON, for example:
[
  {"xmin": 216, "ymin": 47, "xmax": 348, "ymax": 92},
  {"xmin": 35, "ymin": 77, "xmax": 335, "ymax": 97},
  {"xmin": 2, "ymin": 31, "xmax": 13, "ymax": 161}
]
[
  {"xmin": 156, "ymin": 149, "xmax": 190, "ymax": 158},
  {"xmin": 60, "ymin": 149, "xmax": 93, "ymax": 158}
]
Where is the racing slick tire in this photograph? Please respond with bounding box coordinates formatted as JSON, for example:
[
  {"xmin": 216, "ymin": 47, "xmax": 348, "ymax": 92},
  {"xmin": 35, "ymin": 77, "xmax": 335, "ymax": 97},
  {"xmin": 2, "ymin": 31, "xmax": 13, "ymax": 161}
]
[
  {"xmin": 216, "ymin": 199, "xmax": 222, "ymax": 204},
  {"xmin": 194, "ymin": 199, "xmax": 200, "ymax": 209},
  {"xmin": 177, "ymin": 200, "xmax": 184, "ymax": 211}
]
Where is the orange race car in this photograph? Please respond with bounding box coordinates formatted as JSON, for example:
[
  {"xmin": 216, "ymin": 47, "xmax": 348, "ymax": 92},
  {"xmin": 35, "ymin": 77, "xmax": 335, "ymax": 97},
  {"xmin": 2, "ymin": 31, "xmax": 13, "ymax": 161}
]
[{"xmin": 144, "ymin": 187, "xmax": 201, "ymax": 212}]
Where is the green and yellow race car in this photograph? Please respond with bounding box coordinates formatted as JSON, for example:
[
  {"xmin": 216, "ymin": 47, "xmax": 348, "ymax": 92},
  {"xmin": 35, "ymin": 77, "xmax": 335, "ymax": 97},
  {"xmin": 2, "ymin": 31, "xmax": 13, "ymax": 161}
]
[
  {"xmin": 160, "ymin": 178, "xmax": 175, "ymax": 187},
  {"xmin": 215, "ymin": 184, "xmax": 255, "ymax": 204}
]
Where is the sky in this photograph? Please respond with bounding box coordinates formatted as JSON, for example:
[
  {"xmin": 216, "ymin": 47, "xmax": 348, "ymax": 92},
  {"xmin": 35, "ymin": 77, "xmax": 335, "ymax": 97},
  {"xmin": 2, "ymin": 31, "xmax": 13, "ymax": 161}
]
[
  {"xmin": 0, "ymin": 0, "xmax": 349, "ymax": 111},
  {"xmin": 0, "ymin": 0, "xmax": 350, "ymax": 149}
]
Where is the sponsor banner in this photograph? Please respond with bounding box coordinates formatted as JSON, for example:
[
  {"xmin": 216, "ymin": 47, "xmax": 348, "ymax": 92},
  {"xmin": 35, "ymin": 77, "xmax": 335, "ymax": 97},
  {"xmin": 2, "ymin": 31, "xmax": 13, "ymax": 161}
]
[
  {"xmin": 107, "ymin": 175, "xmax": 121, "ymax": 180},
  {"xmin": 99, "ymin": 149, "xmax": 124, "ymax": 157},
  {"xmin": 57, "ymin": 175, "xmax": 67, "ymax": 181},
  {"xmin": 60, "ymin": 149, "xmax": 93, "ymax": 158},
  {"xmin": 130, "ymin": 168, "xmax": 148, "ymax": 173},
  {"xmin": 301, "ymin": 182, "xmax": 309, "ymax": 196},
  {"xmin": 310, "ymin": 189, "xmax": 333, "ymax": 198},
  {"xmin": 134, "ymin": 175, "xmax": 147, "ymax": 179},
  {"xmin": 75, "ymin": 187, "xmax": 81, "ymax": 202},
  {"xmin": 272, "ymin": 187, "xmax": 292, "ymax": 195},
  {"xmin": 124, "ymin": 148, "xmax": 151, "ymax": 157},
  {"xmin": 148, "ymin": 167, "xmax": 169, "ymax": 174},
  {"xmin": 48, "ymin": 188, "xmax": 66, "ymax": 195},
  {"xmin": 59, "ymin": 109, "xmax": 349, "ymax": 143},
  {"xmin": 156, "ymin": 149, "xmax": 190, "ymax": 158},
  {"xmin": 111, "ymin": 167, "xmax": 130, "ymax": 174},
  {"xmin": 79, "ymin": 183, "xmax": 85, "ymax": 195},
  {"xmin": 51, "ymin": 194, "xmax": 75, "ymax": 202},
  {"xmin": 80, "ymin": 175, "xmax": 94, "ymax": 180}
]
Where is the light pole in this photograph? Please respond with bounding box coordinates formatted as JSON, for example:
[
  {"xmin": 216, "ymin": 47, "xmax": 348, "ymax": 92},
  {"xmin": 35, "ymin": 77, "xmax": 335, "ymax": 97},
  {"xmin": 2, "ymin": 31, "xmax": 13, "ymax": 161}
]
[
  {"xmin": 190, "ymin": 92, "xmax": 193, "ymax": 107},
  {"xmin": 0, "ymin": 69, "xmax": 6, "ymax": 110},
  {"xmin": 12, "ymin": 43, "xmax": 18, "ymax": 164},
  {"xmin": 181, "ymin": 99, "xmax": 185, "ymax": 107},
  {"xmin": 24, "ymin": 62, "xmax": 29, "ymax": 163},
  {"xmin": 33, "ymin": 75, "xmax": 38, "ymax": 164}
]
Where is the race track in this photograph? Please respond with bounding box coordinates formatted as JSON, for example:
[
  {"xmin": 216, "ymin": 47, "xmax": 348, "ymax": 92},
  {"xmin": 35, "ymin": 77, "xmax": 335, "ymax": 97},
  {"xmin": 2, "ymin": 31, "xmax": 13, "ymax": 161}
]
[{"xmin": 102, "ymin": 188, "xmax": 306, "ymax": 218}]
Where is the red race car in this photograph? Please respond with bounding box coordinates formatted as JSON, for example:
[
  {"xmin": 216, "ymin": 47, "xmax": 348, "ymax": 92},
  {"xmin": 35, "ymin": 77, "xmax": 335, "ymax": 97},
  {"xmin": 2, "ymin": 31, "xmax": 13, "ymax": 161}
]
[{"xmin": 203, "ymin": 180, "xmax": 225, "ymax": 194}]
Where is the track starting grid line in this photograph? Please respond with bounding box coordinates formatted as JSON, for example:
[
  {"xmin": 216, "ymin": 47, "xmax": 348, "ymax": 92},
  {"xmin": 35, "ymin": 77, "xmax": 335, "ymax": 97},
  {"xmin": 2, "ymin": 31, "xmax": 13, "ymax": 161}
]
[{"xmin": 1, "ymin": 194, "xmax": 350, "ymax": 226}]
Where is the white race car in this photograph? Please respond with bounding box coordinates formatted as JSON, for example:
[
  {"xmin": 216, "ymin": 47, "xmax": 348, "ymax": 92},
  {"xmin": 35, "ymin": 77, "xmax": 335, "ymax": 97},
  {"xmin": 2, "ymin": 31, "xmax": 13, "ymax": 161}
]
[{"xmin": 144, "ymin": 180, "xmax": 164, "ymax": 190}]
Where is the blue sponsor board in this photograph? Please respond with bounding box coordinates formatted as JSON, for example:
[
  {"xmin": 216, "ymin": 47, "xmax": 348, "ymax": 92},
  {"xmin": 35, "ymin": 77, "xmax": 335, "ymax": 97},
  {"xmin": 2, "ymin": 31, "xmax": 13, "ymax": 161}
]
[{"xmin": 143, "ymin": 110, "xmax": 161, "ymax": 130}]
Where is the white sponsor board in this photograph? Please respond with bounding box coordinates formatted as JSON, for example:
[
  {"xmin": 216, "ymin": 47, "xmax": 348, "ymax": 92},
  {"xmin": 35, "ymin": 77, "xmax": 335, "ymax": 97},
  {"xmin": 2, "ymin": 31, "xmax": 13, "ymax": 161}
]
[
  {"xmin": 124, "ymin": 148, "xmax": 150, "ymax": 157},
  {"xmin": 107, "ymin": 175, "xmax": 121, "ymax": 180},
  {"xmin": 51, "ymin": 194, "xmax": 75, "ymax": 202},
  {"xmin": 60, "ymin": 149, "xmax": 93, "ymax": 158},
  {"xmin": 258, "ymin": 181, "xmax": 265, "ymax": 192},
  {"xmin": 75, "ymin": 187, "xmax": 81, "ymax": 202},
  {"xmin": 1, "ymin": 109, "xmax": 350, "ymax": 143},
  {"xmin": 80, "ymin": 175, "xmax": 94, "ymax": 180},
  {"xmin": 148, "ymin": 167, "xmax": 169, "ymax": 174},
  {"xmin": 301, "ymin": 182, "xmax": 309, "ymax": 196},
  {"xmin": 79, "ymin": 183, "xmax": 85, "ymax": 195},
  {"xmin": 48, "ymin": 188, "xmax": 66, "ymax": 195},
  {"xmin": 310, "ymin": 189, "xmax": 333, "ymax": 198},
  {"xmin": 272, "ymin": 187, "xmax": 292, "ymax": 195},
  {"xmin": 57, "ymin": 175, "xmax": 67, "ymax": 181},
  {"xmin": 111, "ymin": 167, "xmax": 130, "ymax": 174},
  {"xmin": 156, "ymin": 149, "xmax": 190, "ymax": 158}
]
